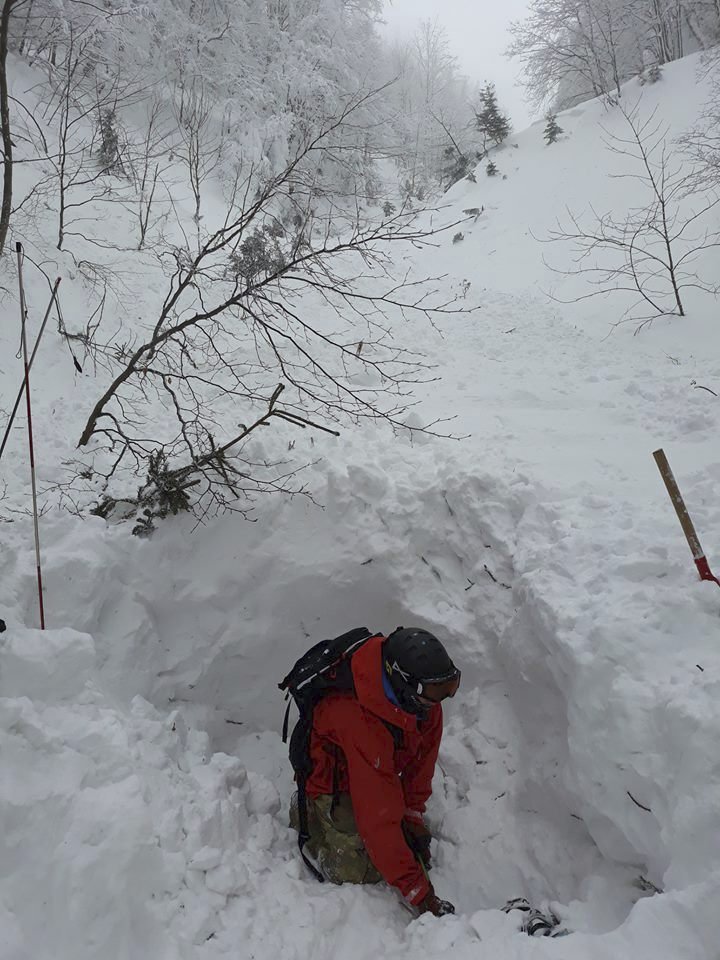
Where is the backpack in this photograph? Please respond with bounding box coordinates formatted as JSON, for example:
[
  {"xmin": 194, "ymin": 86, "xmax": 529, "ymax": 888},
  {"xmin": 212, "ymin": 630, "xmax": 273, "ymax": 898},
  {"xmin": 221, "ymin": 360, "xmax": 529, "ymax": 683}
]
[{"xmin": 278, "ymin": 626, "xmax": 376, "ymax": 880}]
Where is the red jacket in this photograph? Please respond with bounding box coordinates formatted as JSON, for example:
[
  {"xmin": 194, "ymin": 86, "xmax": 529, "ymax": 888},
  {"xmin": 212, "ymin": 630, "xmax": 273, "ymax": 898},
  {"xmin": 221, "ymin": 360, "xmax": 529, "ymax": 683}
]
[{"xmin": 306, "ymin": 634, "xmax": 442, "ymax": 904}]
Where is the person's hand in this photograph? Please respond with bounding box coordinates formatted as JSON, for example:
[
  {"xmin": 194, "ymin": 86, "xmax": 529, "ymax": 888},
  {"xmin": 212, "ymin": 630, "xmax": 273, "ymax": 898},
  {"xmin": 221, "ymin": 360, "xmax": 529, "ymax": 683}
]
[
  {"xmin": 417, "ymin": 887, "xmax": 455, "ymax": 917},
  {"xmin": 403, "ymin": 817, "xmax": 432, "ymax": 868}
]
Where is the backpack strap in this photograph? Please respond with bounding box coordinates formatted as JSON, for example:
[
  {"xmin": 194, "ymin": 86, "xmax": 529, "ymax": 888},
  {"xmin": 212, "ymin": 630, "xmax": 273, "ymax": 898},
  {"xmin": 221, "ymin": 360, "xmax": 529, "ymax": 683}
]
[
  {"xmin": 296, "ymin": 773, "xmax": 324, "ymax": 883},
  {"xmin": 281, "ymin": 696, "xmax": 292, "ymax": 744},
  {"xmin": 289, "ymin": 703, "xmax": 325, "ymax": 883},
  {"xmin": 329, "ymin": 744, "xmax": 341, "ymax": 819},
  {"xmin": 294, "ymin": 712, "xmax": 325, "ymax": 883}
]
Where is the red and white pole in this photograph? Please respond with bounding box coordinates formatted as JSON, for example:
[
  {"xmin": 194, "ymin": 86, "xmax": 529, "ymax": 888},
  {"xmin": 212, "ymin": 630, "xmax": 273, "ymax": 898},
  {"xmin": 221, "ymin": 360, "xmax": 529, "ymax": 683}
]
[
  {"xmin": 16, "ymin": 241, "xmax": 46, "ymax": 628},
  {"xmin": 0, "ymin": 277, "xmax": 61, "ymax": 463}
]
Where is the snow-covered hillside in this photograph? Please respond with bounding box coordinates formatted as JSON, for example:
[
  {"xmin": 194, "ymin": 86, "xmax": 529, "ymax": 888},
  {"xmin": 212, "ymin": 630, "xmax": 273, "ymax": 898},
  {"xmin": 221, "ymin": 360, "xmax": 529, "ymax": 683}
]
[{"xmin": 2, "ymin": 53, "xmax": 720, "ymax": 960}]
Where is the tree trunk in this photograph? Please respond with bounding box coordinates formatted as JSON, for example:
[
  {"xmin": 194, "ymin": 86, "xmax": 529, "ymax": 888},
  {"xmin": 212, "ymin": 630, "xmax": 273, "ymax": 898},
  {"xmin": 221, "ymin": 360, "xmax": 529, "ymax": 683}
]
[
  {"xmin": 18, "ymin": 0, "xmax": 32, "ymax": 56},
  {"xmin": 683, "ymin": 10, "xmax": 703, "ymax": 49},
  {"xmin": 0, "ymin": 0, "xmax": 16, "ymax": 258}
]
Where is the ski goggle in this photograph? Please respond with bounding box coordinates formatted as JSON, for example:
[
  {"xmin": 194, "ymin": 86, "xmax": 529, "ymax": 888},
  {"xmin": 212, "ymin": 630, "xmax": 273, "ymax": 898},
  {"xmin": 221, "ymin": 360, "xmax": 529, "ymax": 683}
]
[{"xmin": 417, "ymin": 669, "xmax": 461, "ymax": 704}]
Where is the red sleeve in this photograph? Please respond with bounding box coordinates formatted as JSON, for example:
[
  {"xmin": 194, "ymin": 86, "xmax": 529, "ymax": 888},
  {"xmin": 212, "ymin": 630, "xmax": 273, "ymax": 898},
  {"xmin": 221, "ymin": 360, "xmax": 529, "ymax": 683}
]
[
  {"xmin": 402, "ymin": 704, "xmax": 443, "ymax": 817},
  {"xmin": 333, "ymin": 700, "xmax": 430, "ymax": 904}
]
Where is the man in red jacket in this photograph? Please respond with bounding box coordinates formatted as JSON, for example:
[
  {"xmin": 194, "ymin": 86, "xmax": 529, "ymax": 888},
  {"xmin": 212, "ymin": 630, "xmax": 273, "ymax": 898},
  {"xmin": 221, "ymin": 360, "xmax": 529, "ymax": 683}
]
[{"xmin": 291, "ymin": 627, "xmax": 460, "ymax": 916}]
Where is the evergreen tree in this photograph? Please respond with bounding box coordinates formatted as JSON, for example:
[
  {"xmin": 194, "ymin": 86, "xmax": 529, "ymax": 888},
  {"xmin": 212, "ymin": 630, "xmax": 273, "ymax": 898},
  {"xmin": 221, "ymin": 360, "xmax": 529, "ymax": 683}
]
[
  {"xmin": 544, "ymin": 112, "xmax": 563, "ymax": 145},
  {"xmin": 98, "ymin": 109, "xmax": 122, "ymax": 174},
  {"xmin": 486, "ymin": 159, "xmax": 499, "ymax": 176},
  {"xmin": 441, "ymin": 145, "xmax": 472, "ymax": 188},
  {"xmin": 638, "ymin": 63, "xmax": 662, "ymax": 85},
  {"xmin": 474, "ymin": 83, "xmax": 511, "ymax": 148}
]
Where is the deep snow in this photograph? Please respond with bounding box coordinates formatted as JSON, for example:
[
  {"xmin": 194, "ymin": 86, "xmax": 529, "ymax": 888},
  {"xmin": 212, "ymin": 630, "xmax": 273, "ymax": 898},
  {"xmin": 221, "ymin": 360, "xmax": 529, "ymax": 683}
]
[{"xmin": 2, "ymin": 52, "xmax": 720, "ymax": 960}]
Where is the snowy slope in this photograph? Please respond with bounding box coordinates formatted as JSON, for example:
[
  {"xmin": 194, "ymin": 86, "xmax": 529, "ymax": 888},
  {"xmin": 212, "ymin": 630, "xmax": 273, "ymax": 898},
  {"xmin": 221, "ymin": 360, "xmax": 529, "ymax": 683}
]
[{"xmin": 2, "ymin": 53, "xmax": 720, "ymax": 960}]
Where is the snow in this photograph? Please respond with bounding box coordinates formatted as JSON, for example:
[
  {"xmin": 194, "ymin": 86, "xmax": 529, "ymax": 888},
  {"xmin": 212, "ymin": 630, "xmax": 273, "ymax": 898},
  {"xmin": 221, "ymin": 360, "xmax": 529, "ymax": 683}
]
[{"xmin": 2, "ymin": 51, "xmax": 720, "ymax": 960}]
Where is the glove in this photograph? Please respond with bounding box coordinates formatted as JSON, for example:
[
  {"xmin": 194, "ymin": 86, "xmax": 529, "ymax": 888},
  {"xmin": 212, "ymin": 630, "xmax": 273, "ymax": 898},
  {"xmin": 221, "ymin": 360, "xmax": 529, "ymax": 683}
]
[
  {"xmin": 417, "ymin": 886, "xmax": 455, "ymax": 917},
  {"xmin": 403, "ymin": 817, "xmax": 432, "ymax": 868}
]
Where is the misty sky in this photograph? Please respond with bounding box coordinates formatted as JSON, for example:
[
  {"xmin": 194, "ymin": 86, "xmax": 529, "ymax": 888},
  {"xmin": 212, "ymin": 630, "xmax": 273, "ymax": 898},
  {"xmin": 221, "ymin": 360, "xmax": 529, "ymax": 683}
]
[{"xmin": 382, "ymin": 0, "xmax": 534, "ymax": 129}]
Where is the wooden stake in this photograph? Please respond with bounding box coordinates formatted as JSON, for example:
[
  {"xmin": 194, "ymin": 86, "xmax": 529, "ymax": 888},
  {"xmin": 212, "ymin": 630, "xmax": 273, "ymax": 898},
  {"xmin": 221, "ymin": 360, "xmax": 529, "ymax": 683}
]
[{"xmin": 653, "ymin": 448, "xmax": 719, "ymax": 586}]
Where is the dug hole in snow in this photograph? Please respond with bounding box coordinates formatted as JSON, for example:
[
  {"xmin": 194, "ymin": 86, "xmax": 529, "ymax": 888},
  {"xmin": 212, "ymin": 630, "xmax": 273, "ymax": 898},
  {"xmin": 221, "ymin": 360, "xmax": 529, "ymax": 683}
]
[
  {"xmin": 2, "ymin": 51, "xmax": 720, "ymax": 960},
  {"xmin": 3, "ymin": 441, "xmax": 718, "ymax": 960}
]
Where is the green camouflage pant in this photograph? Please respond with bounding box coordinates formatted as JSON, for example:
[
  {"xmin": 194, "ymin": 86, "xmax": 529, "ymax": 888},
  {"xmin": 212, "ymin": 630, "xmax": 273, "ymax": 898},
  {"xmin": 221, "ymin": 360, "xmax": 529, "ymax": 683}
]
[{"xmin": 289, "ymin": 791, "xmax": 383, "ymax": 885}]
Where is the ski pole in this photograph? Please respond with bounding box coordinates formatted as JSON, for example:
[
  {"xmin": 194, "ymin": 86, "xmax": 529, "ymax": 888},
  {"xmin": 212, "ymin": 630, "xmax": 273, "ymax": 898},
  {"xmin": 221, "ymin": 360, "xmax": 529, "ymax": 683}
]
[
  {"xmin": 16, "ymin": 242, "xmax": 46, "ymax": 628},
  {"xmin": 653, "ymin": 448, "xmax": 720, "ymax": 587},
  {"xmin": 0, "ymin": 277, "xmax": 61, "ymax": 463}
]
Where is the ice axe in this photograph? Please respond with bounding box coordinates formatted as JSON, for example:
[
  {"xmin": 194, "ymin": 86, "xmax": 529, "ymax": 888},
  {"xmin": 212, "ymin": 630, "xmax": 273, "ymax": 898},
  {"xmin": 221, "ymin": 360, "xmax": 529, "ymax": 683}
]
[{"xmin": 653, "ymin": 448, "xmax": 720, "ymax": 587}]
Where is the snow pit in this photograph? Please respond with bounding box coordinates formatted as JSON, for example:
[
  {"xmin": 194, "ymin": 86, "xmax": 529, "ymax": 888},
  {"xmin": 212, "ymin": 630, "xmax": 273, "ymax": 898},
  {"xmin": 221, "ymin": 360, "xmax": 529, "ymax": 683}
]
[{"xmin": 3, "ymin": 444, "xmax": 695, "ymax": 960}]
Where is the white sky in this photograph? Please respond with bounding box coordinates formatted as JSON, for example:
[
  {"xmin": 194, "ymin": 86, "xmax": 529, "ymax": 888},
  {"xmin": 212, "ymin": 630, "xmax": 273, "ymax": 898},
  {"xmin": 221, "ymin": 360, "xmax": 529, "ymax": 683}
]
[{"xmin": 381, "ymin": 0, "xmax": 534, "ymax": 130}]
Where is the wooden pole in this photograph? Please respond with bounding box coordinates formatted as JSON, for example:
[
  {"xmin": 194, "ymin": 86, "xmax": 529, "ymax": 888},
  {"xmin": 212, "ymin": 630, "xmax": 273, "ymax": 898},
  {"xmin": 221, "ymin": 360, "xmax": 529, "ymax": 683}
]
[{"xmin": 653, "ymin": 448, "xmax": 719, "ymax": 586}]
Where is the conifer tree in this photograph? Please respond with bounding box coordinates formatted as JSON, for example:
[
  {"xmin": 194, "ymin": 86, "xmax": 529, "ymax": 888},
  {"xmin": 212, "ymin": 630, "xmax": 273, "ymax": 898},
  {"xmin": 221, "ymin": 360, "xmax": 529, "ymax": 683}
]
[
  {"xmin": 486, "ymin": 159, "xmax": 498, "ymax": 176},
  {"xmin": 544, "ymin": 112, "xmax": 563, "ymax": 145},
  {"xmin": 441, "ymin": 145, "xmax": 471, "ymax": 188},
  {"xmin": 474, "ymin": 83, "xmax": 510, "ymax": 148}
]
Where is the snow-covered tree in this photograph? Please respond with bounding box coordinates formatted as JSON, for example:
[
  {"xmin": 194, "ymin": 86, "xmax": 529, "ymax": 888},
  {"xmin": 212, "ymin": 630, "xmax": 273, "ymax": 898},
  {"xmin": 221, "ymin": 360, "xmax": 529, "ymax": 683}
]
[
  {"xmin": 509, "ymin": 0, "xmax": 631, "ymax": 110},
  {"xmin": 509, "ymin": 0, "xmax": 720, "ymax": 112},
  {"xmin": 684, "ymin": 51, "xmax": 720, "ymax": 190},
  {"xmin": 544, "ymin": 112, "xmax": 564, "ymax": 144},
  {"xmin": 3, "ymin": 0, "xmax": 402, "ymax": 258},
  {"xmin": 383, "ymin": 20, "xmax": 476, "ymax": 192},
  {"xmin": 474, "ymin": 83, "xmax": 511, "ymax": 149},
  {"xmin": 8, "ymin": 0, "xmax": 389, "ymax": 177}
]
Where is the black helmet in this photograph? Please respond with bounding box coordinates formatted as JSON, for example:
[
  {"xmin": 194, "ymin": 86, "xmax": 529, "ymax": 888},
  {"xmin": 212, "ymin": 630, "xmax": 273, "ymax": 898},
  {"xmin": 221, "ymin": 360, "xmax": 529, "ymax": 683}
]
[{"xmin": 383, "ymin": 627, "xmax": 460, "ymax": 717}]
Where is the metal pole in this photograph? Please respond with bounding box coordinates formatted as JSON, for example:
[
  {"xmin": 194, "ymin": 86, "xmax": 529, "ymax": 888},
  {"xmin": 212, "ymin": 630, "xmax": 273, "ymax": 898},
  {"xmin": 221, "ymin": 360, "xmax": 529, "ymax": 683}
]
[
  {"xmin": 15, "ymin": 241, "xmax": 46, "ymax": 628},
  {"xmin": 0, "ymin": 277, "xmax": 61, "ymax": 463}
]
